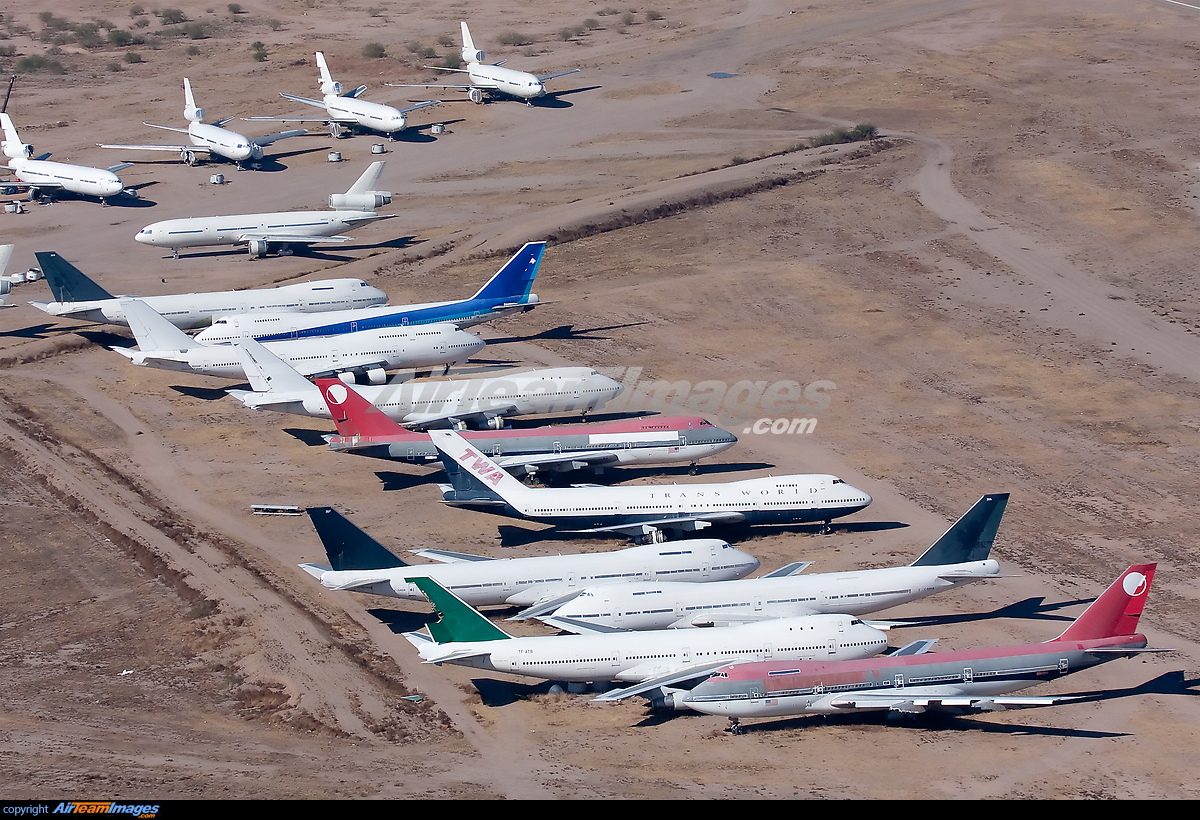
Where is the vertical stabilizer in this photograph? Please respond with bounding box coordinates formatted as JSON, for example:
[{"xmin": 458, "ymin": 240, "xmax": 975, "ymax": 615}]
[
  {"xmin": 237, "ymin": 337, "xmax": 314, "ymax": 394},
  {"xmin": 306, "ymin": 507, "xmax": 408, "ymax": 571},
  {"xmin": 0, "ymin": 112, "xmax": 28, "ymax": 158},
  {"xmin": 316, "ymin": 52, "xmax": 341, "ymax": 95},
  {"xmin": 316, "ymin": 377, "xmax": 416, "ymax": 439},
  {"xmin": 1051, "ymin": 563, "xmax": 1156, "ymax": 642},
  {"xmin": 469, "ymin": 242, "xmax": 544, "ymax": 302},
  {"xmin": 459, "ymin": 22, "xmax": 484, "ymax": 63},
  {"xmin": 182, "ymin": 78, "xmax": 204, "ymax": 122},
  {"xmin": 35, "ymin": 252, "xmax": 114, "ymax": 302},
  {"xmin": 120, "ymin": 299, "xmax": 201, "ymax": 350},
  {"xmin": 344, "ymin": 161, "xmax": 385, "ymax": 195},
  {"xmin": 430, "ymin": 428, "xmax": 535, "ymax": 509},
  {"xmin": 911, "ymin": 493, "xmax": 1009, "ymax": 566},
  {"xmin": 408, "ymin": 576, "xmax": 511, "ymax": 643}
]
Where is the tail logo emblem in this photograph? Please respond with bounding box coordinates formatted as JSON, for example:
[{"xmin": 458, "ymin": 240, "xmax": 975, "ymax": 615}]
[
  {"xmin": 1122, "ymin": 572, "xmax": 1148, "ymax": 597},
  {"xmin": 326, "ymin": 383, "xmax": 349, "ymax": 405}
]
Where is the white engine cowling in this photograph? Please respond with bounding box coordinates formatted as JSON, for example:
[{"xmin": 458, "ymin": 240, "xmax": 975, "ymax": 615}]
[
  {"xmin": 468, "ymin": 87, "xmax": 484, "ymax": 104},
  {"xmin": 0, "ymin": 279, "xmax": 11, "ymax": 296},
  {"xmin": 328, "ymin": 191, "xmax": 391, "ymax": 210},
  {"xmin": 484, "ymin": 416, "xmax": 505, "ymax": 430},
  {"xmin": 321, "ymin": 80, "xmax": 343, "ymax": 96},
  {"xmin": 462, "ymin": 47, "xmax": 484, "ymax": 63},
  {"xmin": 337, "ymin": 371, "xmax": 356, "ymax": 385},
  {"xmin": 3, "ymin": 141, "xmax": 34, "ymax": 159},
  {"xmin": 367, "ymin": 367, "xmax": 387, "ymax": 385},
  {"xmin": 247, "ymin": 239, "xmax": 269, "ymax": 257},
  {"xmin": 184, "ymin": 105, "xmax": 204, "ymax": 123}
]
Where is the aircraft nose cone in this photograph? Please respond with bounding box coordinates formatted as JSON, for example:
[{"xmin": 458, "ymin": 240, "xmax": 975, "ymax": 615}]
[{"xmin": 134, "ymin": 229, "xmax": 150, "ymax": 244}]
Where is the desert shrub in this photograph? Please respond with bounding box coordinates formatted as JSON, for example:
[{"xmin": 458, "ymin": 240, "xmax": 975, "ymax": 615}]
[
  {"xmin": 597, "ymin": 6, "xmax": 619, "ymax": 15},
  {"xmin": 159, "ymin": 9, "xmax": 188, "ymax": 24},
  {"xmin": 251, "ymin": 41, "xmax": 267, "ymax": 61},
  {"xmin": 436, "ymin": 33, "xmax": 452, "ymax": 46},
  {"xmin": 129, "ymin": 5, "xmax": 145, "ymax": 15},
  {"xmin": 405, "ymin": 40, "xmax": 422, "ymax": 53},
  {"xmin": 439, "ymin": 54, "xmax": 461, "ymax": 69},
  {"xmin": 646, "ymin": 10, "xmax": 663, "ymax": 21},
  {"xmin": 622, "ymin": 11, "xmax": 636, "ymax": 24},
  {"xmin": 558, "ymin": 28, "xmax": 574, "ymax": 41},
  {"xmin": 810, "ymin": 123, "xmax": 878, "ymax": 147},
  {"xmin": 107, "ymin": 61, "xmax": 121, "ymax": 71},
  {"xmin": 227, "ymin": 3, "xmax": 243, "ymax": 12},
  {"xmin": 39, "ymin": 12, "xmax": 72, "ymax": 31},
  {"xmin": 108, "ymin": 28, "xmax": 135, "ymax": 46},
  {"xmin": 123, "ymin": 50, "xmax": 142, "ymax": 63},
  {"xmin": 186, "ymin": 44, "xmax": 200, "ymax": 55},
  {"xmin": 498, "ymin": 30, "xmax": 533, "ymax": 46},
  {"xmin": 16, "ymin": 54, "xmax": 66, "ymax": 73},
  {"xmin": 267, "ymin": 18, "xmax": 284, "ymax": 31},
  {"xmin": 134, "ymin": 18, "xmax": 149, "ymax": 28},
  {"xmin": 182, "ymin": 22, "xmax": 207, "ymax": 39},
  {"xmin": 362, "ymin": 42, "xmax": 386, "ymax": 58},
  {"xmin": 0, "ymin": 45, "xmax": 16, "ymax": 57},
  {"xmin": 584, "ymin": 18, "xmax": 600, "ymax": 29}
]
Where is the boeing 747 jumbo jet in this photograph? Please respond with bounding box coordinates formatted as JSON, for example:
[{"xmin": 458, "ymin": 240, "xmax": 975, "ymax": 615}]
[
  {"xmin": 111, "ymin": 300, "xmax": 483, "ymax": 381},
  {"xmin": 430, "ymin": 429, "xmax": 873, "ymax": 540},
  {"xmin": 99, "ymin": 79, "xmax": 305, "ymax": 169},
  {"xmin": 536, "ymin": 494, "xmax": 1009, "ymax": 631},
  {"xmin": 300, "ymin": 507, "xmax": 759, "ymax": 610},
  {"xmin": 315, "ymin": 377, "xmax": 738, "ymax": 475},
  {"xmin": 228, "ymin": 338, "xmax": 623, "ymax": 428},
  {"xmin": 403, "ymin": 576, "xmax": 888, "ymax": 688},
  {"xmin": 27, "ymin": 251, "xmax": 387, "ymax": 329},
  {"xmin": 666, "ymin": 563, "xmax": 1170, "ymax": 722},
  {"xmin": 389, "ymin": 22, "xmax": 579, "ymax": 106},
  {"xmin": 135, "ymin": 161, "xmax": 393, "ymax": 258},
  {"xmin": 250, "ymin": 52, "xmax": 440, "ymax": 139},
  {"xmin": 2, "ymin": 113, "xmax": 132, "ymax": 204},
  {"xmin": 194, "ymin": 242, "xmax": 544, "ymax": 342}
]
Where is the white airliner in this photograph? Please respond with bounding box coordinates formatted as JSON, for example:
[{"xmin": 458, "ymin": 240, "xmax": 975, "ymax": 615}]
[
  {"xmin": 27, "ymin": 251, "xmax": 387, "ymax": 329},
  {"xmin": 2, "ymin": 113, "xmax": 132, "ymax": 204},
  {"xmin": 98, "ymin": 79, "xmax": 306, "ymax": 169},
  {"xmin": 403, "ymin": 576, "xmax": 888, "ymax": 689},
  {"xmin": 532, "ymin": 494, "xmax": 1009, "ymax": 632},
  {"xmin": 111, "ymin": 299, "xmax": 484, "ymax": 381},
  {"xmin": 431, "ymin": 429, "xmax": 873, "ymax": 540},
  {"xmin": 301, "ymin": 507, "xmax": 759, "ymax": 610},
  {"xmin": 389, "ymin": 22, "xmax": 579, "ymax": 106},
  {"xmin": 226, "ymin": 338, "xmax": 623, "ymax": 428},
  {"xmin": 248, "ymin": 52, "xmax": 440, "ymax": 139},
  {"xmin": 0, "ymin": 244, "xmax": 40, "ymax": 308},
  {"xmin": 134, "ymin": 161, "xmax": 394, "ymax": 258}
]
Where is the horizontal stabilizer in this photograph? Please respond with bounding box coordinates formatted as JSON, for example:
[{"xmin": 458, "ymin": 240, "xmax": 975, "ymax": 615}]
[
  {"xmin": 760, "ymin": 561, "xmax": 813, "ymax": 579},
  {"xmin": 591, "ymin": 662, "xmax": 735, "ymax": 704},
  {"xmin": 409, "ymin": 548, "xmax": 494, "ymax": 564},
  {"xmin": 298, "ymin": 562, "xmax": 331, "ymax": 579},
  {"xmin": 537, "ymin": 615, "xmax": 630, "ymax": 635},
  {"xmin": 889, "ymin": 638, "xmax": 939, "ymax": 656},
  {"xmin": 509, "ymin": 588, "xmax": 586, "ymax": 621}
]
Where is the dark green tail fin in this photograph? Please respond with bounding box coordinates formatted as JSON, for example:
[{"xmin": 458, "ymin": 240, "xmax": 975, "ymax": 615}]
[
  {"xmin": 408, "ymin": 576, "xmax": 510, "ymax": 643},
  {"xmin": 35, "ymin": 252, "xmax": 114, "ymax": 302},
  {"xmin": 306, "ymin": 507, "xmax": 408, "ymax": 571},
  {"xmin": 911, "ymin": 493, "xmax": 1009, "ymax": 566}
]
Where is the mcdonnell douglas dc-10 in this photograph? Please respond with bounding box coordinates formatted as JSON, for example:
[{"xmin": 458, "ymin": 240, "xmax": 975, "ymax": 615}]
[
  {"xmin": 300, "ymin": 507, "xmax": 759, "ymax": 611},
  {"xmin": 315, "ymin": 376, "xmax": 738, "ymax": 475},
  {"xmin": 2, "ymin": 113, "xmax": 131, "ymax": 204},
  {"xmin": 666, "ymin": 563, "xmax": 1170, "ymax": 721},
  {"xmin": 430, "ymin": 429, "xmax": 873, "ymax": 540},
  {"xmin": 28, "ymin": 251, "xmax": 387, "ymax": 329}
]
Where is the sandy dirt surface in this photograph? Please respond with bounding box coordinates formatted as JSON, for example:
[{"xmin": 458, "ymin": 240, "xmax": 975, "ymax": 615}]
[{"xmin": 2, "ymin": 0, "xmax": 1199, "ymax": 800}]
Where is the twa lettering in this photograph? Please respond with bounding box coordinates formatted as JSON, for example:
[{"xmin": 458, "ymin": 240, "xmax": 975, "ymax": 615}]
[{"xmin": 461, "ymin": 447, "xmax": 504, "ymax": 487}]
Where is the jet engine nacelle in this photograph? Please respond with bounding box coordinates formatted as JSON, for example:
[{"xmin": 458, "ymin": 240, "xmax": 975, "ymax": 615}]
[
  {"xmin": 366, "ymin": 366, "xmax": 387, "ymax": 385},
  {"xmin": 321, "ymin": 80, "xmax": 343, "ymax": 96},
  {"xmin": 184, "ymin": 105, "xmax": 205, "ymax": 123},
  {"xmin": 648, "ymin": 687, "xmax": 692, "ymax": 712},
  {"xmin": 3, "ymin": 140, "xmax": 34, "ymax": 160},
  {"xmin": 484, "ymin": 415, "xmax": 505, "ymax": 430},
  {"xmin": 462, "ymin": 47, "xmax": 485, "ymax": 63},
  {"xmin": 328, "ymin": 191, "xmax": 391, "ymax": 210},
  {"xmin": 249, "ymin": 144, "xmax": 265, "ymax": 161},
  {"xmin": 0, "ymin": 279, "xmax": 11, "ymax": 296},
  {"xmin": 247, "ymin": 239, "xmax": 269, "ymax": 257}
]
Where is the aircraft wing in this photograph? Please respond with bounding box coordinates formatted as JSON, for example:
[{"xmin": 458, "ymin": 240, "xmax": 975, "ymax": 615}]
[
  {"xmin": 591, "ymin": 662, "xmax": 738, "ymax": 704},
  {"xmin": 536, "ymin": 615, "xmax": 632, "ymax": 635},
  {"xmin": 397, "ymin": 100, "xmax": 442, "ymax": 114},
  {"xmin": 279, "ymin": 92, "xmax": 329, "ymax": 109},
  {"xmin": 401, "ymin": 404, "xmax": 519, "ymax": 430},
  {"xmin": 567, "ymin": 511, "xmax": 747, "ymax": 536},
  {"xmin": 493, "ymin": 449, "xmax": 620, "ymax": 471},
  {"xmin": 409, "ymin": 548, "xmax": 495, "ymax": 563},
  {"xmin": 251, "ymin": 128, "xmax": 308, "ymax": 146},
  {"xmin": 235, "ymin": 232, "xmax": 354, "ymax": 245},
  {"xmin": 508, "ymin": 589, "xmax": 587, "ymax": 621},
  {"xmin": 760, "ymin": 561, "xmax": 814, "ymax": 578},
  {"xmin": 98, "ymin": 142, "xmax": 213, "ymax": 153},
  {"xmin": 143, "ymin": 122, "xmax": 192, "ymax": 135},
  {"xmin": 537, "ymin": 69, "xmax": 581, "ymax": 82}
]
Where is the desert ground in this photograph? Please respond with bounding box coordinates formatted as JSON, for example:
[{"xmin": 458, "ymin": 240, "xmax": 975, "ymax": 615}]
[{"xmin": 1, "ymin": 0, "xmax": 1199, "ymax": 800}]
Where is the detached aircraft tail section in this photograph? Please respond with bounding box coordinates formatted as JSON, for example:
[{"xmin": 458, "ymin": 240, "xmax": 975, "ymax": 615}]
[
  {"xmin": 1050, "ymin": 563, "xmax": 1156, "ymax": 643},
  {"xmin": 237, "ymin": 337, "xmax": 314, "ymax": 394},
  {"xmin": 911, "ymin": 493, "xmax": 1009, "ymax": 566},
  {"xmin": 35, "ymin": 252, "xmax": 114, "ymax": 303}
]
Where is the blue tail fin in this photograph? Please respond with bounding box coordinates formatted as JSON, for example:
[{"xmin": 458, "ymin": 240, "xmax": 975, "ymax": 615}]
[
  {"xmin": 35, "ymin": 252, "xmax": 114, "ymax": 302},
  {"xmin": 470, "ymin": 242, "xmax": 545, "ymax": 302},
  {"xmin": 306, "ymin": 507, "xmax": 408, "ymax": 571},
  {"xmin": 911, "ymin": 493, "xmax": 1008, "ymax": 566}
]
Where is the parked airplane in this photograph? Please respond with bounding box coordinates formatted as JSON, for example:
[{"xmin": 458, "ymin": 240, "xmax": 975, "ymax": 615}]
[
  {"xmin": 111, "ymin": 299, "xmax": 483, "ymax": 381},
  {"xmin": 0, "ymin": 244, "xmax": 40, "ymax": 308},
  {"xmin": 194, "ymin": 242, "xmax": 544, "ymax": 342},
  {"xmin": 98, "ymin": 78, "xmax": 305, "ymax": 169},
  {"xmin": 665, "ymin": 563, "xmax": 1170, "ymax": 721},
  {"xmin": 405, "ymin": 576, "xmax": 887, "ymax": 688},
  {"xmin": 301, "ymin": 507, "xmax": 759, "ymax": 611},
  {"xmin": 430, "ymin": 429, "xmax": 873, "ymax": 540},
  {"xmin": 536, "ymin": 494, "xmax": 1009, "ymax": 631},
  {"xmin": 228, "ymin": 338, "xmax": 623, "ymax": 427},
  {"xmin": 2, "ymin": 113, "xmax": 132, "ymax": 204},
  {"xmin": 315, "ymin": 376, "xmax": 738, "ymax": 475},
  {"xmin": 134, "ymin": 161, "xmax": 393, "ymax": 258},
  {"xmin": 389, "ymin": 22, "xmax": 579, "ymax": 106},
  {"xmin": 27, "ymin": 251, "xmax": 387, "ymax": 329},
  {"xmin": 251, "ymin": 52, "xmax": 440, "ymax": 138}
]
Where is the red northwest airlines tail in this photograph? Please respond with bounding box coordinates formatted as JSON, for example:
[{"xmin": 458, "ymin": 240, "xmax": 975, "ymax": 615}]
[
  {"xmin": 1050, "ymin": 563, "xmax": 1155, "ymax": 643},
  {"xmin": 315, "ymin": 377, "xmax": 417, "ymax": 440}
]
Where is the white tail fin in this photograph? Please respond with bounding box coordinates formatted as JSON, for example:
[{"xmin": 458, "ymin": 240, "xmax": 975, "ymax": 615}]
[
  {"xmin": 182, "ymin": 78, "xmax": 204, "ymax": 123},
  {"xmin": 238, "ymin": 337, "xmax": 315, "ymax": 394},
  {"xmin": 120, "ymin": 299, "xmax": 202, "ymax": 351},
  {"xmin": 429, "ymin": 429, "xmax": 535, "ymax": 508},
  {"xmin": 345, "ymin": 161, "xmax": 385, "ymax": 195},
  {"xmin": 460, "ymin": 21, "xmax": 484, "ymax": 63},
  {"xmin": 0, "ymin": 113, "xmax": 30, "ymax": 159},
  {"xmin": 0, "ymin": 245, "xmax": 13, "ymax": 278},
  {"xmin": 316, "ymin": 52, "xmax": 342, "ymax": 95}
]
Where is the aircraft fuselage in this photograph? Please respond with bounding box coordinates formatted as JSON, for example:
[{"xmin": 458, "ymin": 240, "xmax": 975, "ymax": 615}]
[{"xmin": 8, "ymin": 158, "xmax": 124, "ymax": 199}]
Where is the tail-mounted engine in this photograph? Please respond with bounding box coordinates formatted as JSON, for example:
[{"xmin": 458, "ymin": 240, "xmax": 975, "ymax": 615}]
[
  {"xmin": 329, "ymin": 191, "xmax": 391, "ymax": 210},
  {"xmin": 184, "ymin": 105, "xmax": 205, "ymax": 123},
  {"xmin": 321, "ymin": 80, "xmax": 343, "ymax": 96},
  {"xmin": 462, "ymin": 47, "xmax": 484, "ymax": 63}
]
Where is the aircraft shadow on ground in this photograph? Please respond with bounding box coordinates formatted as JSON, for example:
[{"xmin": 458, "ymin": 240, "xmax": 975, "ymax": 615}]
[
  {"xmin": 530, "ymin": 85, "xmax": 603, "ymax": 109},
  {"xmin": 155, "ymin": 235, "xmax": 419, "ymax": 262},
  {"xmin": 732, "ymin": 710, "xmax": 1129, "ymax": 739},
  {"xmin": 374, "ymin": 469, "xmax": 441, "ymax": 492},
  {"xmin": 283, "ymin": 427, "xmax": 332, "ymax": 447},
  {"xmin": 486, "ymin": 321, "xmax": 651, "ymax": 345},
  {"xmin": 0, "ymin": 322, "xmax": 60, "ymax": 339},
  {"xmin": 469, "ymin": 678, "xmax": 560, "ymax": 707},
  {"xmin": 893, "ymin": 596, "xmax": 1094, "ymax": 629},
  {"xmin": 169, "ymin": 384, "xmax": 234, "ymax": 401},
  {"xmin": 368, "ymin": 607, "xmax": 436, "ymax": 635},
  {"xmin": 77, "ymin": 330, "xmax": 132, "ymax": 348}
]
